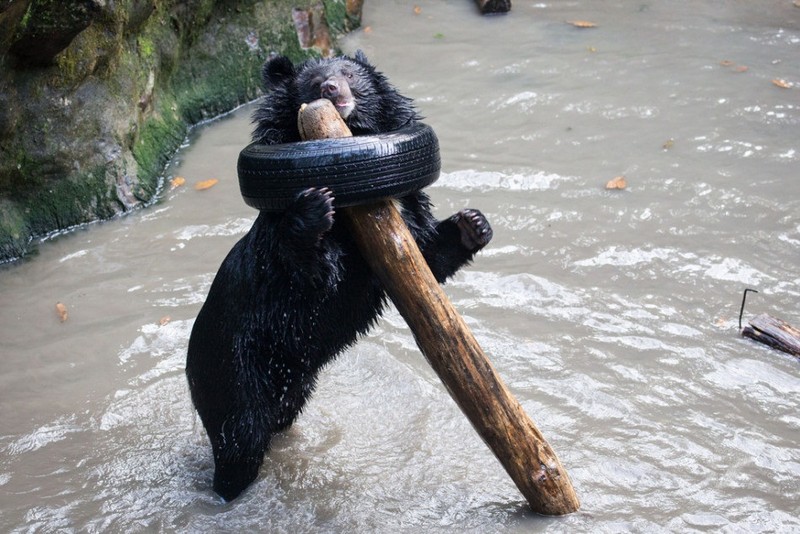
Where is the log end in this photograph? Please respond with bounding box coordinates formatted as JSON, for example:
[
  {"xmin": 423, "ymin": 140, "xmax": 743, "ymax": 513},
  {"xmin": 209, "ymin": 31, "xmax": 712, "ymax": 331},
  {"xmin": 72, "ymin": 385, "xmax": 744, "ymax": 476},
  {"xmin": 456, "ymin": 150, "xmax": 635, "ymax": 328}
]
[
  {"xmin": 741, "ymin": 313, "xmax": 800, "ymax": 357},
  {"xmin": 297, "ymin": 99, "xmax": 353, "ymax": 140}
]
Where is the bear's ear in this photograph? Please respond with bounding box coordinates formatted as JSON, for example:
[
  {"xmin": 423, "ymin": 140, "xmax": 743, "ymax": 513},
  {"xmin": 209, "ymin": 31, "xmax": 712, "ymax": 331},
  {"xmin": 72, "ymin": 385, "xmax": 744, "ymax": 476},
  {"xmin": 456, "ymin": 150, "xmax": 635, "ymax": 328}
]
[
  {"xmin": 262, "ymin": 56, "xmax": 295, "ymax": 89},
  {"xmin": 353, "ymin": 49, "xmax": 371, "ymax": 66}
]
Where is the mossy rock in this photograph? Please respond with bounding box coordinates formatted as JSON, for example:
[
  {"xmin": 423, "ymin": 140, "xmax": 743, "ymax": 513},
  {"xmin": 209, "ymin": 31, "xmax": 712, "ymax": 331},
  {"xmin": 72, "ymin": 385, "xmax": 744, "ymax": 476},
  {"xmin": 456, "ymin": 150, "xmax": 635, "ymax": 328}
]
[{"xmin": 0, "ymin": 0, "xmax": 358, "ymax": 263}]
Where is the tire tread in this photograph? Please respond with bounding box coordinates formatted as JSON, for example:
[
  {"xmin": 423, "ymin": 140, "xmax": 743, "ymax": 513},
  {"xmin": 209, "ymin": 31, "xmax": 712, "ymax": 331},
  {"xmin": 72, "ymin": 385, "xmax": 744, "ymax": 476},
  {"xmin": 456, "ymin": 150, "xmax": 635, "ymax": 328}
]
[{"xmin": 237, "ymin": 123, "xmax": 440, "ymax": 211}]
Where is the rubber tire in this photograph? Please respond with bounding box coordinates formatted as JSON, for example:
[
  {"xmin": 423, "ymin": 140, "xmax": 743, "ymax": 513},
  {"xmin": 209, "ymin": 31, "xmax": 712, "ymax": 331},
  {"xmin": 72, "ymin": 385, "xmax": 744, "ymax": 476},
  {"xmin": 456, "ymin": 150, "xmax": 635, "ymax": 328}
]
[{"xmin": 237, "ymin": 123, "xmax": 440, "ymax": 211}]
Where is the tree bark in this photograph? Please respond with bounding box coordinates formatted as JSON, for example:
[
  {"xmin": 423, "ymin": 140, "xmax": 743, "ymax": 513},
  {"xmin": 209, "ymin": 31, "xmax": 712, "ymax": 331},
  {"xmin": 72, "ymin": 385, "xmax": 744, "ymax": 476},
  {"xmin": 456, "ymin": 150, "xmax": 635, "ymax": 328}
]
[
  {"xmin": 742, "ymin": 313, "xmax": 800, "ymax": 357},
  {"xmin": 298, "ymin": 99, "xmax": 580, "ymax": 515}
]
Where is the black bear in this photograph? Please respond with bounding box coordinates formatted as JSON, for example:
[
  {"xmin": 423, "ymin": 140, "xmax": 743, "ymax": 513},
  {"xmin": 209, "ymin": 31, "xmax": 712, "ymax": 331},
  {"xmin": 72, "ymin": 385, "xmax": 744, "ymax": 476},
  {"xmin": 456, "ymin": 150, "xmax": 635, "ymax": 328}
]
[{"xmin": 186, "ymin": 51, "xmax": 493, "ymax": 501}]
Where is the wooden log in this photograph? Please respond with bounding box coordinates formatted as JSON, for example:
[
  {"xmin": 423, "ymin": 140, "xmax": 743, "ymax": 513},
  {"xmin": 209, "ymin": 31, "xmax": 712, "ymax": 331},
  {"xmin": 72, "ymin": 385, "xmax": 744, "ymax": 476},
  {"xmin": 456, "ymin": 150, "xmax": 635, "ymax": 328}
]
[
  {"xmin": 742, "ymin": 313, "xmax": 800, "ymax": 357},
  {"xmin": 476, "ymin": 0, "xmax": 511, "ymax": 15},
  {"xmin": 298, "ymin": 99, "xmax": 580, "ymax": 515}
]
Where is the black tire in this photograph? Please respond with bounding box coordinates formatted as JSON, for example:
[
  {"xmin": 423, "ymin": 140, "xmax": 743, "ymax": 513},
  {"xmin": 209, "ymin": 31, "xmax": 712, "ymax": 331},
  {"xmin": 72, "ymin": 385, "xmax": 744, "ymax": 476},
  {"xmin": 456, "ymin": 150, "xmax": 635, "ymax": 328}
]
[{"xmin": 237, "ymin": 123, "xmax": 440, "ymax": 211}]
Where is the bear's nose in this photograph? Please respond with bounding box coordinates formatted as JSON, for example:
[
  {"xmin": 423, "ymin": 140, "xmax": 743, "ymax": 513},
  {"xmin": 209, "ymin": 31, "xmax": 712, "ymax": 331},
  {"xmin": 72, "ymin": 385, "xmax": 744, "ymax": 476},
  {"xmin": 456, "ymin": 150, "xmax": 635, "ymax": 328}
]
[{"xmin": 321, "ymin": 79, "xmax": 339, "ymax": 99}]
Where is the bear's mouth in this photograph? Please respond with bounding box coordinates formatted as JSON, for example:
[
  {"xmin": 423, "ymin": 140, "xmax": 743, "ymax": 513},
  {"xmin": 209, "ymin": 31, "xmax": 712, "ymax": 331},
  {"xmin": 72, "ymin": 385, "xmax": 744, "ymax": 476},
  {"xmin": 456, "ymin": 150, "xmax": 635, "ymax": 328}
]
[{"xmin": 332, "ymin": 99, "xmax": 355, "ymax": 119}]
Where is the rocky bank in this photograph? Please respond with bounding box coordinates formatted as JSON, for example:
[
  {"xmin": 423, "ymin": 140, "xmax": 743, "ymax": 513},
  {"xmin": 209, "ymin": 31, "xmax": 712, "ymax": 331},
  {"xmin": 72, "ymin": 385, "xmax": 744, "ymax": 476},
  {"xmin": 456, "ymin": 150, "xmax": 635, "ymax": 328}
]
[{"xmin": 0, "ymin": 0, "xmax": 361, "ymax": 262}]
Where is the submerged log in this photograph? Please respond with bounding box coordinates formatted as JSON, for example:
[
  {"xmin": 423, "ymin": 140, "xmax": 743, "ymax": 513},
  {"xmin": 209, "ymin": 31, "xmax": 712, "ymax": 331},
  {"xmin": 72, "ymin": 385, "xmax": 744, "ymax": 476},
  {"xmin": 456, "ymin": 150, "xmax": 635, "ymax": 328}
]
[
  {"xmin": 742, "ymin": 313, "xmax": 800, "ymax": 357},
  {"xmin": 298, "ymin": 99, "xmax": 580, "ymax": 515},
  {"xmin": 476, "ymin": 0, "xmax": 512, "ymax": 14}
]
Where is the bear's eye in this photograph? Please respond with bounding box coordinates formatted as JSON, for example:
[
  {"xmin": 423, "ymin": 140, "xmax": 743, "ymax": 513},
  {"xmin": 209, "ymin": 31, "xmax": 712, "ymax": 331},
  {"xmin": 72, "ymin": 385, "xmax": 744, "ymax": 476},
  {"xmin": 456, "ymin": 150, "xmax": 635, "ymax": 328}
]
[{"xmin": 343, "ymin": 70, "xmax": 353, "ymax": 80}]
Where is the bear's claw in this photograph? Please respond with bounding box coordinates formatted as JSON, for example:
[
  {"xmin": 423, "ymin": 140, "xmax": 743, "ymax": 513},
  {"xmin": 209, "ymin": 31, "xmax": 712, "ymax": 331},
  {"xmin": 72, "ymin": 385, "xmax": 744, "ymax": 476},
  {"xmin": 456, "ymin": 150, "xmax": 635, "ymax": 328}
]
[
  {"xmin": 293, "ymin": 187, "xmax": 335, "ymax": 238},
  {"xmin": 456, "ymin": 209, "xmax": 493, "ymax": 251}
]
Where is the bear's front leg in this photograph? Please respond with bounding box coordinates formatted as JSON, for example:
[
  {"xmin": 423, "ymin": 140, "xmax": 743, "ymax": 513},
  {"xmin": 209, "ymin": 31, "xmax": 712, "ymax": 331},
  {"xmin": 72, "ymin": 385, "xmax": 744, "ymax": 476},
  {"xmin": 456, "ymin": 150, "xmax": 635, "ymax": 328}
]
[
  {"xmin": 423, "ymin": 208, "xmax": 493, "ymax": 283},
  {"xmin": 277, "ymin": 187, "xmax": 342, "ymax": 287}
]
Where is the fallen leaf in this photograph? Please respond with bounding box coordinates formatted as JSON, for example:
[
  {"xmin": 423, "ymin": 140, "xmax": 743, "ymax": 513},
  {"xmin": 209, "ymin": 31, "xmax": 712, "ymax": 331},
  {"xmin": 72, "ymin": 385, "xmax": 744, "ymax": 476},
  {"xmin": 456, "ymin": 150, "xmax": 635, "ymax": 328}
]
[
  {"xmin": 568, "ymin": 20, "xmax": 597, "ymax": 28},
  {"xmin": 413, "ymin": 5, "xmax": 422, "ymax": 15},
  {"xmin": 56, "ymin": 302, "xmax": 68, "ymax": 322},
  {"xmin": 195, "ymin": 178, "xmax": 219, "ymax": 190},
  {"xmin": 159, "ymin": 315, "xmax": 172, "ymax": 326},
  {"xmin": 662, "ymin": 139, "xmax": 674, "ymax": 150},
  {"xmin": 170, "ymin": 176, "xmax": 186, "ymax": 189},
  {"xmin": 363, "ymin": 26, "xmax": 372, "ymax": 34},
  {"xmin": 772, "ymin": 78, "xmax": 792, "ymax": 89},
  {"xmin": 720, "ymin": 60, "xmax": 749, "ymax": 72},
  {"xmin": 605, "ymin": 176, "xmax": 627, "ymax": 190},
  {"xmin": 587, "ymin": 46, "xmax": 597, "ymax": 53}
]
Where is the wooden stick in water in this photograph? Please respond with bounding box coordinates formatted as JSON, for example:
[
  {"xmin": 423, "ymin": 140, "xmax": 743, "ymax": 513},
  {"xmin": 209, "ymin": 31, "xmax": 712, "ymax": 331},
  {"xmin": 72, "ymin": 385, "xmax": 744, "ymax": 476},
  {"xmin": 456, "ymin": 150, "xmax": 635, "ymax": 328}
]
[
  {"xmin": 742, "ymin": 313, "xmax": 800, "ymax": 357},
  {"xmin": 298, "ymin": 99, "xmax": 580, "ymax": 515}
]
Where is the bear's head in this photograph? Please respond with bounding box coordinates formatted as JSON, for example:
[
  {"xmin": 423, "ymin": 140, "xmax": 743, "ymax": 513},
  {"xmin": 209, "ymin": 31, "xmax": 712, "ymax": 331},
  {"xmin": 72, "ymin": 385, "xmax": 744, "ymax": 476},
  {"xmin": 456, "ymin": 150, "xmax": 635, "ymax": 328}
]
[{"xmin": 260, "ymin": 50, "xmax": 418, "ymax": 137}]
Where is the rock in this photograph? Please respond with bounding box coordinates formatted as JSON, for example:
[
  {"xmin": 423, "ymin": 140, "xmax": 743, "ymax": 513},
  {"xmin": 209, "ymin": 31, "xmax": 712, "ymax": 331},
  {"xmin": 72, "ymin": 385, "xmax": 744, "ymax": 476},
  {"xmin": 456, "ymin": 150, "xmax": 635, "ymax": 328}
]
[
  {"xmin": 476, "ymin": 0, "xmax": 511, "ymax": 15},
  {"xmin": 0, "ymin": 0, "xmax": 361, "ymax": 263},
  {"xmin": 9, "ymin": 0, "xmax": 102, "ymax": 67}
]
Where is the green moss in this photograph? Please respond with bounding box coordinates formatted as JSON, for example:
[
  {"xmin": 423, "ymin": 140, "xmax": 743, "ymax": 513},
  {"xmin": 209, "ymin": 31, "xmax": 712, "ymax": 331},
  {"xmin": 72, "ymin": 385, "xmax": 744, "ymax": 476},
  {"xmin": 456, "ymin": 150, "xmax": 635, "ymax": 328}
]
[
  {"xmin": 0, "ymin": 202, "xmax": 28, "ymax": 261},
  {"xmin": 132, "ymin": 1, "xmax": 329, "ymax": 192},
  {"xmin": 322, "ymin": 0, "xmax": 360, "ymax": 37},
  {"xmin": 172, "ymin": 49, "xmax": 262, "ymax": 124},
  {"xmin": 18, "ymin": 3, "xmax": 33, "ymax": 31},
  {"xmin": 277, "ymin": 21, "xmax": 317, "ymax": 63},
  {"xmin": 20, "ymin": 165, "xmax": 117, "ymax": 234},
  {"xmin": 137, "ymin": 35, "xmax": 155, "ymax": 59},
  {"xmin": 54, "ymin": 24, "xmax": 120, "ymax": 88},
  {"xmin": 322, "ymin": 0, "xmax": 347, "ymax": 38},
  {"xmin": 132, "ymin": 100, "xmax": 187, "ymax": 195},
  {"xmin": 0, "ymin": 150, "xmax": 43, "ymax": 194},
  {"xmin": 0, "ymin": 163, "xmax": 120, "ymax": 261}
]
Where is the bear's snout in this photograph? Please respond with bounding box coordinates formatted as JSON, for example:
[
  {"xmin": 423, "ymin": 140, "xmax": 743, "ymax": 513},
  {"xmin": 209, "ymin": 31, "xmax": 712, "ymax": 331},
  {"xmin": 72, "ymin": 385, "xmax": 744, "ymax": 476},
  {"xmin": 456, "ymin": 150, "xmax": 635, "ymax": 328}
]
[{"xmin": 321, "ymin": 78, "xmax": 340, "ymax": 99}]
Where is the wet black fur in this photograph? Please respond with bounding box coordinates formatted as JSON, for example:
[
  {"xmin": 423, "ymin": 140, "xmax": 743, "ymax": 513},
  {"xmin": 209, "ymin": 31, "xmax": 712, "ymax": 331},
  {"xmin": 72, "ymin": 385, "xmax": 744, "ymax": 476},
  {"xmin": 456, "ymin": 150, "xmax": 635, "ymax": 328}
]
[{"xmin": 186, "ymin": 51, "xmax": 492, "ymax": 502}]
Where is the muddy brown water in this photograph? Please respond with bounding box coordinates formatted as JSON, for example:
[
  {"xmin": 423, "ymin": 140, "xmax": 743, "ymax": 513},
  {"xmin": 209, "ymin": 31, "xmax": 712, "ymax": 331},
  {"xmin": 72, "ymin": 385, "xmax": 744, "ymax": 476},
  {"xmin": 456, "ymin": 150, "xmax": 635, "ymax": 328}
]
[{"xmin": 2, "ymin": 1, "xmax": 799, "ymax": 532}]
